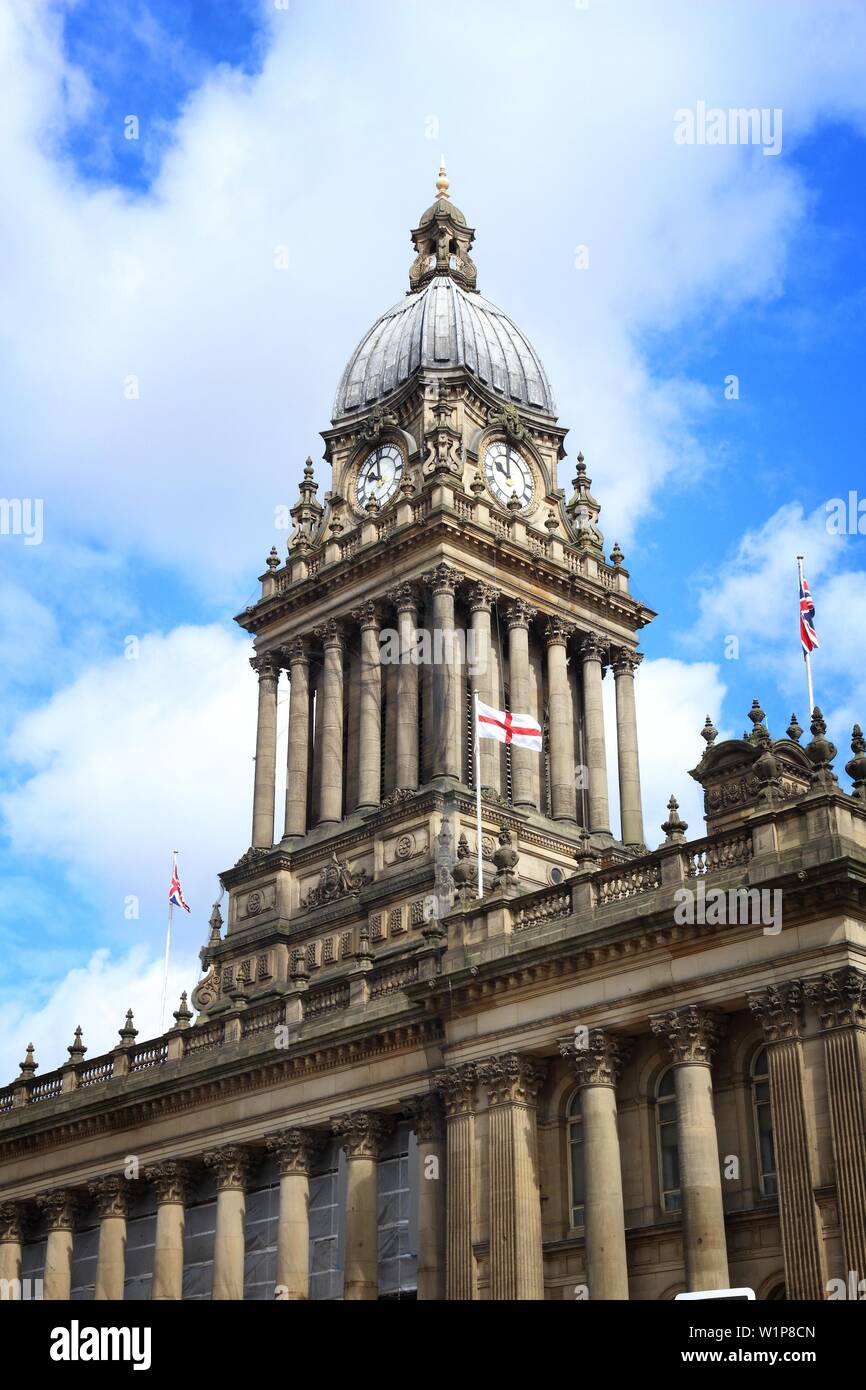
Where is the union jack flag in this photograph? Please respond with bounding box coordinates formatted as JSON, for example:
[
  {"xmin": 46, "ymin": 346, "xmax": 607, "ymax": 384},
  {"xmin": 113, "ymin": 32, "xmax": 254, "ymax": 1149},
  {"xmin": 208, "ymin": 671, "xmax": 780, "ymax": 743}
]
[
  {"xmin": 799, "ymin": 574, "xmax": 819, "ymax": 655},
  {"xmin": 168, "ymin": 868, "xmax": 190, "ymax": 913}
]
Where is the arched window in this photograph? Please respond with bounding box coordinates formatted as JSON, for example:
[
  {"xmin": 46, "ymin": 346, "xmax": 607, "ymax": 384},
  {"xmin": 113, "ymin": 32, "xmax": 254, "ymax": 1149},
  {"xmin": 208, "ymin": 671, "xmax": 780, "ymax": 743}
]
[
  {"xmin": 751, "ymin": 1046, "xmax": 777, "ymax": 1196},
  {"xmin": 567, "ymin": 1090, "xmax": 585, "ymax": 1228},
  {"xmin": 656, "ymin": 1068, "xmax": 681, "ymax": 1213}
]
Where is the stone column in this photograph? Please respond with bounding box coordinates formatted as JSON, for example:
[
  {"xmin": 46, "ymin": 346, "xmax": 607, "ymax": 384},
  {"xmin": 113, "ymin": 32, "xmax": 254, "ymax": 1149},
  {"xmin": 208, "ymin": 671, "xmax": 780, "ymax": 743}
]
[
  {"xmin": 204, "ymin": 1146, "xmax": 250, "ymax": 1301},
  {"xmin": 435, "ymin": 1064, "xmax": 478, "ymax": 1301},
  {"xmin": 351, "ymin": 602, "xmax": 382, "ymax": 810},
  {"xmin": 38, "ymin": 1190, "xmax": 77, "ymax": 1301},
  {"xmin": 422, "ymin": 563, "xmax": 465, "ymax": 781},
  {"xmin": 0, "ymin": 1202, "xmax": 23, "ymax": 1296},
  {"xmin": 612, "ymin": 648, "xmax": 644, "ymax": 847},
  {"xmin": 333, "ymin": 1112, "xmax": 391, "ymax": 1301},
  {"xmin": 651, "ymin": 1008, "xmax": 730, "ymax": 1292},
  {"xmin": 545, "ymin": 618, "xmax": 576, "ymax": 821},
  {"xmin": 388, "ymin": 583, "xmax": 420, "ymax": 791},
  {"xmin": 250, "ymin": 652, "xmax": 280, "ymax": 849},
  {"xmin": 580, "ymin": 633, "xmax": 610, "ymax": 834},
  {"xmin": 478, "ymin": 1054, "xmax": 547, "ymax": 1301},
  {"xmin": 145, "ymin": 1160, "xmax": 189, "ymax": 1301},
  {"xmin": 749, "ymin": 983, "xmax": 828, "ymax": 1299},
  {"xmin": 90, "ymin": 1176, "xmax": 129, "ymax": 1300},
  {"xmin": 805, "ymin": 968, "xmax": 866, "ymax": 1285},
  {"xmin": 506, "ymin": 600, "xmax": 538, "ymax": 810},
  {"xmin": 266, "ymin": 1128, "xmax": 320, "ymax": 1301},
  {"xmin": 405, "ymin": 1094, "xmax": 447, "ymax": 1301},
  {"xmin": 563, "ymin": 1031, "xmax": 630, "ymax": 1300},
  {"xmin": 283, "ymin": 638, "xmax": 311, "ymax": 838},
  {"xmin": 315, "ymin": 618, "xmax": 345, "ymax": 825},
  {"xmin": 467, "ymin": 582, "xmax": 501, "ymax": 796}
]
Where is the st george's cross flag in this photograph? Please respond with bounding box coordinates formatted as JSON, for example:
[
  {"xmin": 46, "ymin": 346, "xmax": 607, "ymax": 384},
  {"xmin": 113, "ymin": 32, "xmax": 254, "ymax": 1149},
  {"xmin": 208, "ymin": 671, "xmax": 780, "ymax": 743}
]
[
  {"xmin": 168, "ymin": 867, "xmax": 191, "ymax": 913},
  {"xmin": 799, "ymin": 573, "xmax": 819, "ymax": 655},
  {"xmin": 476, "ymin": 699, "xmax": 543, "ymax": 751}
]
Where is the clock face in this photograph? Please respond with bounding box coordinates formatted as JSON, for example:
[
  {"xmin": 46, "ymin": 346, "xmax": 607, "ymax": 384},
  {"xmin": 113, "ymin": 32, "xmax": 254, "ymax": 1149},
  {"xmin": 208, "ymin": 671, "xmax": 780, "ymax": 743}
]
[
  {"xmin": 355, "ymin": 444, "xmax": 403, "ymax": 509},
  {"xmin": 483, "ymin": 441, "xmax": 533, "ymax": 509}
]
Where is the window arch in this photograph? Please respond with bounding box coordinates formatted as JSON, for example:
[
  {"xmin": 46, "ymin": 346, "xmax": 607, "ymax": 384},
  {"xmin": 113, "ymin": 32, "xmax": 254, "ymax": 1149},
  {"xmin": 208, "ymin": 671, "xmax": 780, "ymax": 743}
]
[
  {"xmin": 566, "ymin": 1090, "xmax": 585, "ymax": 1228},
  {"xmin": 751, "ymin": 1046, "xmax": 778, "ymax": 1197},
  {"xmin": 655, "ymin": 1068, "xmax": 681, "ymax": 1213}
]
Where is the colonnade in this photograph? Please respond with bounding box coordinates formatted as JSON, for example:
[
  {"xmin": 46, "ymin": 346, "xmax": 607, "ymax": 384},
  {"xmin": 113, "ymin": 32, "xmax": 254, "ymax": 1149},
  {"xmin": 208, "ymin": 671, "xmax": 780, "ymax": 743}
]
[{"xmin": 249, "ymin": 565, "xmax": 645, "ymax": 848}]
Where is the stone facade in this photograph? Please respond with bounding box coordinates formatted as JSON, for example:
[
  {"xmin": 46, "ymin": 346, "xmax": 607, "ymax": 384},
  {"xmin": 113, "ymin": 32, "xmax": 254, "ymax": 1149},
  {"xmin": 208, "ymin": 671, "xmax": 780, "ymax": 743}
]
[{"xmin": 1, "ymin": 172, "xmax": 865, "ymax": 1301}]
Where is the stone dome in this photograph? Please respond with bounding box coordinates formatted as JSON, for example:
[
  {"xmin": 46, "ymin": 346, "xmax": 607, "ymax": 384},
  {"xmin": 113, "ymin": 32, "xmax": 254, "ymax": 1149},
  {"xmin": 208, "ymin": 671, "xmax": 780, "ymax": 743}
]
[{"xmin": 332, "ymin": 276, "xmax": 556, "ymax": 421}]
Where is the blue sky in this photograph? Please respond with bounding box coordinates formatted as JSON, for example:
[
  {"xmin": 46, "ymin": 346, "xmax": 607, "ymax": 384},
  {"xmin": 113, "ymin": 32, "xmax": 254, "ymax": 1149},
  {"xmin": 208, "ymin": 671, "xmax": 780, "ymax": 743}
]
[{"xmin": 1, "ymin": 0, "xmax": 865, "ymax": 1078}]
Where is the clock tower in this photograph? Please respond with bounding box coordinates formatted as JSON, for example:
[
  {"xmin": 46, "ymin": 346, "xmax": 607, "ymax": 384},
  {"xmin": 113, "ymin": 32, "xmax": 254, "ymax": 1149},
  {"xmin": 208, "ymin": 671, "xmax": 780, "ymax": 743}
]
[{"xmin": 194, "ymin": 165, "xmax": 655, "ymax": 1018}]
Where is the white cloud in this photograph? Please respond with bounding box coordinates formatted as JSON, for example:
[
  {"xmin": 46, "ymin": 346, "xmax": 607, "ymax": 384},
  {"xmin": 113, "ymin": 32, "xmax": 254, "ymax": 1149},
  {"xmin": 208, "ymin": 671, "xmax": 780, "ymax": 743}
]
[{"xmin": 1, "ymin": 0, "xmax": 866, "ymax": 589}]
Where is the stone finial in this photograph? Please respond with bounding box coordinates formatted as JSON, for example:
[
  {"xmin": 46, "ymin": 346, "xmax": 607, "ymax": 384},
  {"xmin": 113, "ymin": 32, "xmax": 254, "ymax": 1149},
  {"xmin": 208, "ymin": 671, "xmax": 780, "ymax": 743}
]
[
  {"xmin": 786, "ymin": 712, "xmax": 803, "ymax": 743},
  {"xmin": 452, "ymin": 833, "xmax": 476, "ymax": 906},
  {"xmin": 545, "ymin": 508, "xmax": 559, "ymax": 534},
  {"xmin": 435, "ymin": 156, "xmax": 449, "ymax": 201},
  {"xmin": 574, "ymin": 827, "xmax": 599, "ymax": 872},
  {"xmin": 610, "ymin": 541, "xmax": 624, "ymax": 567},
  {"xmin": 747, "ymin": 699, "xmax": 769, "ymax": 743},
  {"xmin": 173, "ymin": 992, "xmax": 193, "ymax": 1030},
  {"xmin": 328, "ymin": 508, "xmax": 344, "ymax": 537},
  {"xmin": 67, "ymin": 1027, "xmax": 86, "ymax": 1063},
  {"xmin": 806, "ymin": 707, "xmax": 838, "ymax": 788},
  {"xmin": 208, "ymin": 901, "xmax": 223, "ymax": 945},
  {"xmin": 469, "ymin": 468, "xmax": 485, "ymax": 496},
  {"xmin": 700, "ymin": 715, "xmax": 718, "ymax": 748},
  {"xmin": 491, "ymin": 824, "xmax": 520, "ymax": 890},
  {"xmin": 18, "ymin": 1043, "xmax": 37, "ymax": 1080},
  {"xmin": 266, "ymin": 545, "xmax": 280, "ymax": 572},
  {"xmin": 660, "ymin": 795, "xmax": 688, "ymax": 844},
  {"xmin": 118, "ymin": 1010, "xmax": 138, "ymax": 1047},
  {"xmin": 846, "ymin": 725, "xmax": 866, "ymax": 802}
]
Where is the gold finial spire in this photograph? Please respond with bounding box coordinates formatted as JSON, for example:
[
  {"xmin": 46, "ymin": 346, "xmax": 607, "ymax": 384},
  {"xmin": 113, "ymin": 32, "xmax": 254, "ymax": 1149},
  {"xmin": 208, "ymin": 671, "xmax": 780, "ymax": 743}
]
[{"xmin": 436, "ymin": 156, "xmax": 449, "ymax": 201}]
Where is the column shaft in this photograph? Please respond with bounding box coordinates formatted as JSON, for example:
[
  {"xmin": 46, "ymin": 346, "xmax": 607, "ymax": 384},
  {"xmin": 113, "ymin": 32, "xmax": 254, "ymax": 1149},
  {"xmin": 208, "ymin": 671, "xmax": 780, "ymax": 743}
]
[
  {"xmin": 581, "ymin": 635, "xmax": 610, "ymax": 833},
  {"xmin": 479, "ymin": 1055, "xmax": 546, "ymax": 1301},
  {"xmin": 436, "ymin": 1065, "xmax": 478, "ymax": 1301},
  {"xmin": 204, "ymin": 1147, "xmax": 250, "ymax": 1301},
  {"xmin": 405, "ymin": 1095, "xmax": 447, "ymax": 1301},
  {"xmin": 469, "ymin": 584, "xmax": 500, "ymax": 795},
  {"xmin": 353, "ymin": 604, "xmax": 382, "ymax": 809},
  {"xmin": 613, "ymin": 651, "xmax": 644, "ymax": 846},
  {"xmin": 389, "ymin": 585, "xmax": 420, "ymax": 790},
  {"xmin": 423, "ymin": 564, "xmax": 464, "ymax": 781},
  {"xmin": 545, "ymin": 620, "xmax": 576, "ymax": 821},
  {"xmin": 44, "ymin": 1228, "xmax": 74, "ymax": 1301},
  {"xmin": 507, "ymin": 603, "xmax": 537, "ymax": 809},
  {"xmin": 0, "ymin": 1203, "xmax": 23, "ymax": 1298},
  {"xmin": 334, "ymin": 1113, "xmax": 390, "ymax": 1301},
  {"xmin": 146, "ymin": 1161, "xmax": 189, "ymax": 1301},
  {"xmin": 283, "ymin": 641, "xmax": 311, "ymax": 837},
  {"xmin": 267, "ymin": 1129, "xmax": 319, "ymax": 1301},
  {"xmin": 251, "ymin": 654, "xmax": 280, "ymax": 849},
  {"xmin": 652, "ymin": 1009, "xmax": 729, "ymax": 1293},
  {"xmin": 316, "ymin": 620, "xmax": 345, "ymax": 825}
]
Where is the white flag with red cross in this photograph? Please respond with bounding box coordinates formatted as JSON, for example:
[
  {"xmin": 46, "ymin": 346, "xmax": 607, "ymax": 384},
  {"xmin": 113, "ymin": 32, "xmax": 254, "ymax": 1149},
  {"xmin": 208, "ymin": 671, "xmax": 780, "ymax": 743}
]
[{"xmin": 476, "ymin": 699, "xmax": 543, "ymax": 751}]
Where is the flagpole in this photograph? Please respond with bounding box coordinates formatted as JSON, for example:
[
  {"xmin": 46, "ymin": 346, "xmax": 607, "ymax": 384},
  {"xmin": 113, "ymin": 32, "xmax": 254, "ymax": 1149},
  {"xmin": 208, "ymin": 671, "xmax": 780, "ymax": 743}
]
[
  {"xmin": 797, "ymin": 555, "xmax": 815, "ymax": 717},
  {"xmin": 473, "ymin": 691, "xmax": 483, "ymax": 900},
  {"xmin": 160, "ymin": 849, "xmax": 177, "ymax": 1033}
]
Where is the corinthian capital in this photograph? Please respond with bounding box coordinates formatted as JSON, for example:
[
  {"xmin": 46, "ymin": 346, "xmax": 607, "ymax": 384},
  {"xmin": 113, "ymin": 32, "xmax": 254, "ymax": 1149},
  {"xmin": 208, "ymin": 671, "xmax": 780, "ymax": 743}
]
[
  {"xmin": 402, "ymin": 1093, "xmax": 445, "ymax": 1144},
  {"xmin": 804, "ymin": 968, "xmax": 866, "ymax": 1030},
  {"xmin": 747, "ymin": 981, "xmax": 805, "ymax": 1042},
  {"xmin": 89, "ymin": 1175, "xmax": 130, "ymax": 1219},
  {"xmin": 37, "ymin": 1189, "xmax": 78, "ymax": 1232},
  {"xmin": 332, "ymin": 1111, "xmax": 392, "ymax": 1160},
  {"xmin": 477, "ymin": 1053, "xmax": 547, "ymax": 1108},
  {"xmin": 386, "ymin": 581, "xmax": 420, "ymax": 614},
  {"xmin": 314, "ymin": 617, "xmax": 345, "ymax": 649},
  {"xmin": 422, "ymin": 562, "xmax": 465, "ymax": 596},
  {"xmin": 203, "ymin": 1145, "xmax": 252, "ymax": 1191},
  {"xmin": 466, "ymin": 580, "xmax": 501, "ymax": 612},
  {"xmin": 579, "ymin": 632, "xmax": 606, "ymax": 663},
  {"xmin": 144, "ymin": 1160, "xmax": 191, "ymax": 1206},
  {"xmin": 544, "ymin": 616, "xmax": 575, "ymax": 648},
  {"xmin": 250, "ymin": 652, "xmax": 281, "ymax": 683},
  {"xmin": 612, "ymin": 648, "xmax": 643, "ymax": 677},
  {"xmin": 435, "ymin": 1063, "xmax": 478, "ymax": 1118},
  {"xmin": 559, "ymin": 1030, "xmax": 631, "ymax": 1088},
  {"xmin": 505, "ymin": 599, "xmax": 537, "ymax": 631},
  {"xmin": 283, "ymin": 636, "xmax": 309, "ymax": 668},
  {"xmin": 0, "ymin": 1201, "xmax": 25, "ymax": 1243},
  {"xmin": 650, "ymin": 1006, "xmax": 724, "ymax": 1065},
  {"xmin": 265, "ymin": 1128, "xmax": 322, "ymax": 1176}
]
